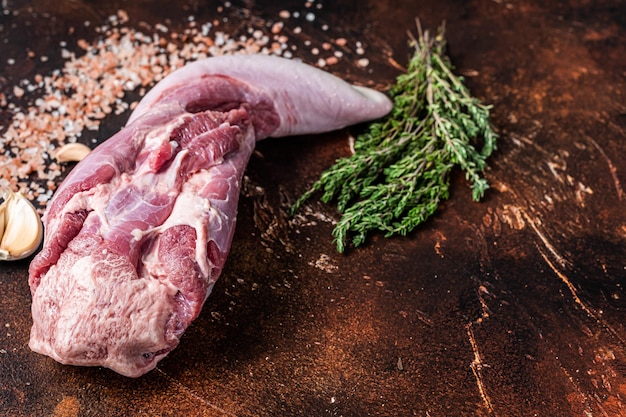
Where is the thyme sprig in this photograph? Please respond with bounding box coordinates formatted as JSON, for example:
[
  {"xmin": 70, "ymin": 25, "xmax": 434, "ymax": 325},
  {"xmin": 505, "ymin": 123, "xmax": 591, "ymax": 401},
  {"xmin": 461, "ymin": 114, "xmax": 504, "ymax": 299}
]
[{"xmin": 292, "ymin": 20, "xmax": 497, "ymax": 252}]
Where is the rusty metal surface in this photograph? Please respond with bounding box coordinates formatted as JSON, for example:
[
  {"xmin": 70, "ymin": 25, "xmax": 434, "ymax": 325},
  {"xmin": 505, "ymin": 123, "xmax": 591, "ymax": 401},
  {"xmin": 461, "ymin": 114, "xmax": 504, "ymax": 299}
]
[{"xmin": 1, "ymin": 0, "xmax": 626, "ymax": 416}]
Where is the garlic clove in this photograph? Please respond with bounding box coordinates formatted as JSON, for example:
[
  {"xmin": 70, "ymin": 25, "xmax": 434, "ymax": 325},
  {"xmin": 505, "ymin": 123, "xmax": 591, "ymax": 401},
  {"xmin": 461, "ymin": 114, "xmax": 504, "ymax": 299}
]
[
  {"xmin": 55, "ymin": 142, "xmax": 92, "ymax": 163},
  {"xmin": 0, "ymin": 189, "xmax": 43, "ymax": 261}
]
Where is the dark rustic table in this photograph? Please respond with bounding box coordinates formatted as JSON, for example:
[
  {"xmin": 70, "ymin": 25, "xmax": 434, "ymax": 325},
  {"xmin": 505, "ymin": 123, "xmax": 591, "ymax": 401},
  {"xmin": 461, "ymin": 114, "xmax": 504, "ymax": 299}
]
[{"xmin": 1, "ymin": 0, "xmax": 625, "ymax": 416}]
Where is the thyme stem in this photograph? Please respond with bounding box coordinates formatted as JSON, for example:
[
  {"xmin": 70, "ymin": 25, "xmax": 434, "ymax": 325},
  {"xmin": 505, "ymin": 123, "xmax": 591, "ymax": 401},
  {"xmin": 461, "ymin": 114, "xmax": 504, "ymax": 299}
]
[{"xmin": 292, "ymin": 20, "xmax": 498, "ymax": 252}]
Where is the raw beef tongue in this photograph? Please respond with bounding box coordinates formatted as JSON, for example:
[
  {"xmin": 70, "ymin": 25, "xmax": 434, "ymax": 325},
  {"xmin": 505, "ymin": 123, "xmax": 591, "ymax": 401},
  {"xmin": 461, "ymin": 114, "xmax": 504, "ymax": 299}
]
[{"xmin": 28, "ymin": 54, "xmax": 392, "ymax": 377}]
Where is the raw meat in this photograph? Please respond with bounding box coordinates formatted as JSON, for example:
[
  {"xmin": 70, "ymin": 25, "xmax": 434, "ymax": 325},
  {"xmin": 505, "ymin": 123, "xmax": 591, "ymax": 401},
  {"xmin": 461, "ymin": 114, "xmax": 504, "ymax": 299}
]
[{"xmin": 28, "ymin": 54, "xmax": 392, "ymax": 377}]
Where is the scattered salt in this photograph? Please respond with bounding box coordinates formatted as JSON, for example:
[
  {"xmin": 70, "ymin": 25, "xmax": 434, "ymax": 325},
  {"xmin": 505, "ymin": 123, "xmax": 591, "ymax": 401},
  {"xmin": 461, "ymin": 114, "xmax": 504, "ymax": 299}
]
[{"xmin": 0, "ymin": 4, "xmax": 373, "ymax": 207}]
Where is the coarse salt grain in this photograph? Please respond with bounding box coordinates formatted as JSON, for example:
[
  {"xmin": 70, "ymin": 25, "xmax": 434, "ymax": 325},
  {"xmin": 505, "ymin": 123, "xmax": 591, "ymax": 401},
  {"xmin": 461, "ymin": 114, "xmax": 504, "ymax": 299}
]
[
  {"xmin": 357, "ymin": 58, "xmax": 370, "ymax": 67},
  {"xmin": 117, "ymin": 9, "xmax": 129, "ymax": 24},
  {"xmin": 271, "ymin": 21, "xmax": 283, "ymax": 34},
  {"xmin": 12, "ymin": 86, "xmax": 24, "ymax": 98}
]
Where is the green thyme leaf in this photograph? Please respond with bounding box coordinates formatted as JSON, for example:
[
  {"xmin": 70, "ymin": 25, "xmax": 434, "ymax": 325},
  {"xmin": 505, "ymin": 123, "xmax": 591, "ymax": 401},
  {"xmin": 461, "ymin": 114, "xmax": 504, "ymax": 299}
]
[{"xmin": 292, "ymin": 20, "xmax": 497, "ymax": 253}]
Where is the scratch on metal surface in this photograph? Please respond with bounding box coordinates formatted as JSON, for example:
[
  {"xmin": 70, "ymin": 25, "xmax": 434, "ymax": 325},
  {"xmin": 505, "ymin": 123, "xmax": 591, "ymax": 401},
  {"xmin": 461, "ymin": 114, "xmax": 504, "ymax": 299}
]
[
  {"xmin": 523, "ymin": 211, "xmax": 571, "ymax": 269},
  {"xmin": 585, "ymin": 134, "xmax": 624, "ymax": 201},
  {"xmin": 466, "ymin": 322, "xmax": 496, "ymax": 416},
  {"xmin": 415, "ymin": 309, "xmax": 434, "ymax": 326},
  {"xmin": 575, "ymin": 181, "xmax": 594, "ymax": 207},
  {"xmin": 525, "ymin": 200, "xmax": 626, "ymax": 344},
  {"xmin": 529, "ymin": 207, "xmax": 626, "ymax": 343},
  {"xmin": 537, "ymin": 248, "xmax": 596, "ymax": 320},
  {"xmin": 530, "ymin": 208, "xmax": 626, "ymax": 415},
  {"xmin": 537, "ymin": 244, "xmax": 626, "ymax": 351},
  {"xmin": 477, "ymin": 285, "xmax": 493, "ymax": 320},
  {"xmin": 156, "ymin": 368, "xmax": 239, "ymax": 417},
  {"xmin": 501, "ymin": 192, "xmax": 626, "ymax": 345},
  {"xmin": 463, "ymin": 226, "xmax": 498, "ymax": 415},
  {"xmin": 546, "ymin": 160, "xmax": 567, "ymax": 182}
]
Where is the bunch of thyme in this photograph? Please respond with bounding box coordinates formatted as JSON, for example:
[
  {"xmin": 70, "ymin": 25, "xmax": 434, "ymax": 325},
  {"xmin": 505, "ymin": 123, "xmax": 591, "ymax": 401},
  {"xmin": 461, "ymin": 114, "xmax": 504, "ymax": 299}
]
[{"xmin": 292, "ymin": 20, "xmax": 497, "ymax": 252}]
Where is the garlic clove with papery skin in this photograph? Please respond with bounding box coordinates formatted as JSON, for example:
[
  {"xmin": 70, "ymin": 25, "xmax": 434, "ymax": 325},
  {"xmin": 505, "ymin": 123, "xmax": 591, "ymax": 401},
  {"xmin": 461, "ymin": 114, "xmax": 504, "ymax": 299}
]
[
  {"xmin": 55, "ymin": 142, "xmax": 91, "ymax": 163},
  {"xmin": 0, "ymin": 188, "xmax": 43, "ymax": 261}
]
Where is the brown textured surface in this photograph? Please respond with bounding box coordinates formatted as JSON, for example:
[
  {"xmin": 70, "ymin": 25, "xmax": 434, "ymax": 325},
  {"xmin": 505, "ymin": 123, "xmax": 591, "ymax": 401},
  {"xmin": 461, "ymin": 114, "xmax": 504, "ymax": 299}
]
[{"xmin": 2, "ymin": 0, "xmax": 626, "ymax": 416}]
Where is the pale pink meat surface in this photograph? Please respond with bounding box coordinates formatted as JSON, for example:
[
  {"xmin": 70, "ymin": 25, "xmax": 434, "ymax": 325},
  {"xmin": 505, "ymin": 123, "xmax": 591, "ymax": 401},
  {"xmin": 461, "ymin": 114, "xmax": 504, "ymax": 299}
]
[{"xmin": 28, "ymin": 54, "xmax": 392, "ymax": 377}]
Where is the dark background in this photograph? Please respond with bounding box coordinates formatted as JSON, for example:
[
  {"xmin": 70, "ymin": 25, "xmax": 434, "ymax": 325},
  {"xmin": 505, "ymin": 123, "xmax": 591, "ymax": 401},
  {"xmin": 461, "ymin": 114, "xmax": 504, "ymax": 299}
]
[{"xmin": 1, "ymin": 0, "xmax": 626, "ymax": 416}]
